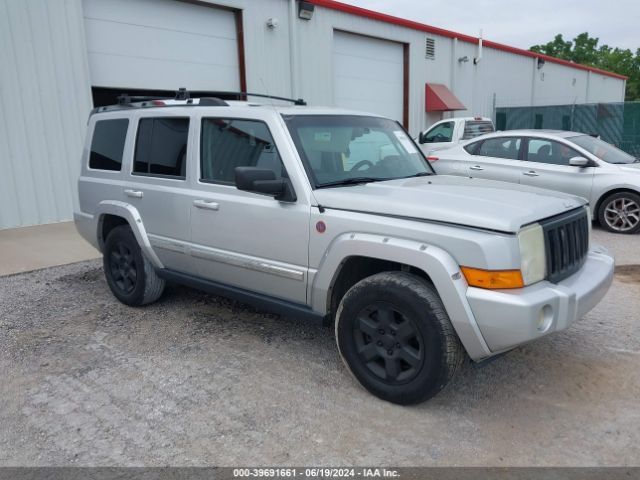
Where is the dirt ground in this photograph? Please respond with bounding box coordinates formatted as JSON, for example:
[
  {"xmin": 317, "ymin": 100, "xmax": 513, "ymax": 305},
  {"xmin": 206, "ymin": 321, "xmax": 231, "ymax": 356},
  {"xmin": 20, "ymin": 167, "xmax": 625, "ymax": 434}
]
[{"xmin": 0, "ymin": 229, "xmax": 638, "ymax": 466}]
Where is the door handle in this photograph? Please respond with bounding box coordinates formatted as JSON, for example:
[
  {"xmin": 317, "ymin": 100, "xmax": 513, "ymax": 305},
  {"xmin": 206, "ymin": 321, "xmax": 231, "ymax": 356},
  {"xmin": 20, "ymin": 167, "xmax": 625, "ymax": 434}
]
[
  {"xmin": 193, "ymin": 199, "xmax": 220, "ymax": 211},
  {"xmin": 469, "ymin": 165, "xmax": 484, "ymax": 171},
  {"xmin": 523, "ymin": 171, "xmax": 540, "ymax": 177},
  {"xmin": 124, "ymin": 189, "xmax": 143, "ymax": 198}
]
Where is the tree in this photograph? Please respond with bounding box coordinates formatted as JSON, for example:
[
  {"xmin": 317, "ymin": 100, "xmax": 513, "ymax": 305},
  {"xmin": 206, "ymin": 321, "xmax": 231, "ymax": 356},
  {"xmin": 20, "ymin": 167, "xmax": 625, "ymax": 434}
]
[{"xmin": 530, "ymin": 33, "xmax": 640, "ymax": 101}]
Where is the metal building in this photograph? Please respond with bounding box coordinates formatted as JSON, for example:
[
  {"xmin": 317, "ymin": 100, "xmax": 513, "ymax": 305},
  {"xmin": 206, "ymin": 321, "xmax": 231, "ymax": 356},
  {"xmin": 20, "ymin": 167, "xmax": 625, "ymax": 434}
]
[{"xmin": 0, "ymin": 0, "xmax": 627, "ymax": 229}]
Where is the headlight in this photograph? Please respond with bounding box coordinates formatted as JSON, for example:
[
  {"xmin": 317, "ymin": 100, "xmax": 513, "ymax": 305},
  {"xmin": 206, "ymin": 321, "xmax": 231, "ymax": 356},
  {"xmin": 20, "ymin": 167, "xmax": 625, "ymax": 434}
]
[{"xmin": 518, "ymin": 223, "xmax": 546, "ymax": 285}]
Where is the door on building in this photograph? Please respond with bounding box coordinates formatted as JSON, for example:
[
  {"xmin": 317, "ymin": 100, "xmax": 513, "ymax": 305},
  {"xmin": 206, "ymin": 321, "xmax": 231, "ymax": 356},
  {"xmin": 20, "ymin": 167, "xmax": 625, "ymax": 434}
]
[
  {"xmin": 332, "ymin": 30, "xmax": 406, "ymax": 126},
  {"xmin": 83, "ymin": 0, "xmax": 243, "ymax": 95}
]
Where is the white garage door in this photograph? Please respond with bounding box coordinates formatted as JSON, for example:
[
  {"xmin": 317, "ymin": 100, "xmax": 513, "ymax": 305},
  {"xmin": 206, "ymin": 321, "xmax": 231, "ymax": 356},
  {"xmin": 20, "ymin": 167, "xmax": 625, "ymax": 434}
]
[
  {"xmin": 332, "ymin": 31, "xmax": 404, "ymax": 123},
  {"xmin": 83, "ymin": 0, "xmax": 240, "ymax": 91}
]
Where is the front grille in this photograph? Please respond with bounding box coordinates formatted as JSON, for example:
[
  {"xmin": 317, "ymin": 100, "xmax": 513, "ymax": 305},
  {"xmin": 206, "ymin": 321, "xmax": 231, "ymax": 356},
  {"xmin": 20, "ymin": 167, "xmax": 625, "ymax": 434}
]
[{"xmin": 541, "ymin": 208, "xmax": 590, "ymax": 283}]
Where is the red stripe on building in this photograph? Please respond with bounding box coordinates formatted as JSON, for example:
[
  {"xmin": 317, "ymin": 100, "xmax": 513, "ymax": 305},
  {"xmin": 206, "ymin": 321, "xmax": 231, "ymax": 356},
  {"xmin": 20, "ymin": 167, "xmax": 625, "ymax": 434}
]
[{"xmin": 308, "ymin": 0, "xmax": 628, "ymax": 81}]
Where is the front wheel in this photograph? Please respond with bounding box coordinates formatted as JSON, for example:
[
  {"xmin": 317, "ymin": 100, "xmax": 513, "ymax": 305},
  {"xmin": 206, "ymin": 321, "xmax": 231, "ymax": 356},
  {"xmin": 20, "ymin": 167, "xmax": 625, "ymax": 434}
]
[
  {"xmin": 598, "ymin": 192, "xmax": 640, "ymax": 234},
  {"xmin": 335, "ymin": 271, "xmax": 464, "ymax": 405},
  {"xmin": 103, "ymin": 225, "xmax": 165, "ymax": 306}
]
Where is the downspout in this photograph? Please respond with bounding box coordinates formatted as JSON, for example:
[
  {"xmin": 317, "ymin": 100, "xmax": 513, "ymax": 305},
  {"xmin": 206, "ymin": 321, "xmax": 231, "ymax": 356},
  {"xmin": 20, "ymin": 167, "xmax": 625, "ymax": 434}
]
[
  {"xmin": 288, "ymin": 0, "xmax": 299, "ymax": 98},
  {"xmin": 531, "ymin": 57, "xmax": 537, "ymax": 106},
  {"xmin": 449, "ymin": 37, "xmax": 457, "ymax": 120}
]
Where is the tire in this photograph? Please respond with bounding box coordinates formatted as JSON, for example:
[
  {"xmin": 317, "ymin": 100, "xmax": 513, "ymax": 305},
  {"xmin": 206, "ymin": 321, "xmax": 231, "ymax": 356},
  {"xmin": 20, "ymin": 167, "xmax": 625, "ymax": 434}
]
[
  {"xmin": 102, "ymin": 225, "xmax": 165, "ymax": 306},
  {"xmin": 335, "ymin": 271, "xmax": 464, "ymax": 405},
  {"xmin": 597, "ymin": 191, "xmax": 640, "ymax": 234}
]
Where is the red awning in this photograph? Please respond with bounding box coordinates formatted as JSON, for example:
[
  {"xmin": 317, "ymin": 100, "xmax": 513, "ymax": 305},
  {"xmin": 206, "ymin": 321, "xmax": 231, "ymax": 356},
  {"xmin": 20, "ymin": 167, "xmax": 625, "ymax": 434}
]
[{"xmin": 425, "ymin": 83, "xmax": 466, "ymax": 112}]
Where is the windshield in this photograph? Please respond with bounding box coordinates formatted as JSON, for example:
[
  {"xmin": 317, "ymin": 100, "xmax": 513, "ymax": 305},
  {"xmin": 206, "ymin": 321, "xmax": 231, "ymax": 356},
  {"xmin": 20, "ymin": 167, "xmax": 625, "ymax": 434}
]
[
  {"xmin": 568, "ymin": 135, "xmax": 638, "ymax": 164},
  {"xmin": 283, "ymin": 115, "xmax": 433, "ymax": 187}
]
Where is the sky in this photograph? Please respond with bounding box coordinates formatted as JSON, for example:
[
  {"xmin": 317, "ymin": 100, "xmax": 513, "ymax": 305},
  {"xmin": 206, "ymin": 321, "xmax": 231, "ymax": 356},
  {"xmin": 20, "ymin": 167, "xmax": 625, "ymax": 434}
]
[{"xmin": 339, "ymin": 0, "xmax": 639, "ymax": 52}]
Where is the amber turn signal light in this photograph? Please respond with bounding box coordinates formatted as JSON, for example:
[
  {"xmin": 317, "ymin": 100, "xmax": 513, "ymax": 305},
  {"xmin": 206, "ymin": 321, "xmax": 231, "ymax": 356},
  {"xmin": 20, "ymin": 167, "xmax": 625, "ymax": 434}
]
[{"xmin": 460, "ymin": 267, "xmax": 524, "ymax": 289}]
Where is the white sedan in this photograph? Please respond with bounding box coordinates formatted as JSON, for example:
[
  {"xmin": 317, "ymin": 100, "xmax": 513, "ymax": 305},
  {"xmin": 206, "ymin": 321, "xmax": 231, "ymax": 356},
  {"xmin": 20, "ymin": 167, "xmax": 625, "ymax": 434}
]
[{"xmin": 431, "ymin": 129, "xmax": 640, "ymax": 234}]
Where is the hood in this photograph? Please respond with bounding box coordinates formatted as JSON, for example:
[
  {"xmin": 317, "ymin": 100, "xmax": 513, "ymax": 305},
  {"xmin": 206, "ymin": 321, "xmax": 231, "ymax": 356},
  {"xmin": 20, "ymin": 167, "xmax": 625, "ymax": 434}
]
[
  {"xmin": 312, "ymin": 175, "xmax": 587, "ymax": 233},
  {"xmin": 618, "ymin": 163, "xmax": 640, "ymax": 173}
]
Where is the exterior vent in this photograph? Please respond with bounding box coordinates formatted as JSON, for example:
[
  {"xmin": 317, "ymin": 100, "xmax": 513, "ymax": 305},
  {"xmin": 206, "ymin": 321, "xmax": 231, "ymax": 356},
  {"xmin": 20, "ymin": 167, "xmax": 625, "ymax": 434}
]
[{"xmin": 425, "ymin": 37, "xmax": 435, "ymax": 59}]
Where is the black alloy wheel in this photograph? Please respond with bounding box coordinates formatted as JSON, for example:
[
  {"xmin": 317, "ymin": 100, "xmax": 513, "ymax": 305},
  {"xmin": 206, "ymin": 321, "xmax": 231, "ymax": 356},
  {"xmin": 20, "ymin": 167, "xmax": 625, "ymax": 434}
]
[
  {"xmin": 335, "ymin": 271, "xmax": 464, "ymax": 405},
  {"xmin": 108, "ymin": 241, "xmax": 138, "ymax": 294},
  {"xmin": 102, "ymin": 225, "xmax": 165, "ymax": 306},
  {"xmin": 353, "ymin": 302, "xmax": 425, "ymax": 384}
]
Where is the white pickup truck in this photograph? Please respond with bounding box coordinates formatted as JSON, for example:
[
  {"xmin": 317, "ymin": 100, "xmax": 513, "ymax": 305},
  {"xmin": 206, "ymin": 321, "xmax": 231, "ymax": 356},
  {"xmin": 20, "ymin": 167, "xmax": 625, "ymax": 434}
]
[{"xmin": 417, "ymin": 117, "xmax": 494, "ymax": 155}]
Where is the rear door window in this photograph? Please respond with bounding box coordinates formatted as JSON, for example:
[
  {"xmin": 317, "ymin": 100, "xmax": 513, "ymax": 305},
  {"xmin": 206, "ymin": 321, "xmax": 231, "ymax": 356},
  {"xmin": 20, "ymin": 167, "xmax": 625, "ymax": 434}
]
[
  {"xmin": 89, "ymin": 119, "xmax": 129, "ymax": 171},
  {"xmin": 134, "ymin": 117, "xmax": 189, "ymax": 178},
  {"xmin": 477, "ymin": 137, "xmax": 522, "ymax": 160}
]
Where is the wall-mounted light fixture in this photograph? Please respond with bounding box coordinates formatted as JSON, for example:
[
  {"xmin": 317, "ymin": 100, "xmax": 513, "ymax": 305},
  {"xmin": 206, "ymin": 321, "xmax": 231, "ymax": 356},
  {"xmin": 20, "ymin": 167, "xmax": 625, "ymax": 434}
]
[
  {"xmin": 266, "ymin": 17, "xmax": 279, "ymax": 29},
  {"xmin": 537, "ymin": 58, "xmax": 546, "ymax": 69},
  {"xmin": 298, "ymin": 1, "xmax": 315, "ymax": 20},
  {"xmin": 458, "ymin": 55, "xmax": 469, "ymax": 63}
]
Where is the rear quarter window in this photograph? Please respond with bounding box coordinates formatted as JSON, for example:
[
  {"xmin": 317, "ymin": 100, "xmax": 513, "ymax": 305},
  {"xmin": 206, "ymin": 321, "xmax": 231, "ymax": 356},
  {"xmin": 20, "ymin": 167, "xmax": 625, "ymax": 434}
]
[
  {"xmin": 463, "ymin": 141, "xmax": 480, "ymax": 154},
  {"xmin": 89, "ymin": 119, "xmax": 129, "ymax": 171}
]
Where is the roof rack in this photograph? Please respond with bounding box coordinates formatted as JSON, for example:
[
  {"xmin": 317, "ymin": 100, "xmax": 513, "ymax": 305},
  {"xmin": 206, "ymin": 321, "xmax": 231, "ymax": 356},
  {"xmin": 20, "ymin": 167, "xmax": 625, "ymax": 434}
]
[
  {"xmin": 116, "ymin": 87, "xmax": 195, "ymax": 106},
  {"xmin": 115, "ymin": 88, "xmax": 306, "ymax": 106},
  {"xmin": 91, "ymin": 88, "xmax": 307, "ymax": 115},
  {"xmin": 209, "ymin": 91, "xmax": 307, "ymax": 106}
]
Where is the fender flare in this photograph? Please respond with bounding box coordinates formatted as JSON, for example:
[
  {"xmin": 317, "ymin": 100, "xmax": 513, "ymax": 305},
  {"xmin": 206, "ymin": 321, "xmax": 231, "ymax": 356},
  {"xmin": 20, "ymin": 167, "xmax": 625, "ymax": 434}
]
[
  {"xmin": 311, "ymin": 232, "xmax": 491, "ymax": 360},
  {"xmin": 95, "ymin": 200, "xmax": 164, "ymax": 269}
]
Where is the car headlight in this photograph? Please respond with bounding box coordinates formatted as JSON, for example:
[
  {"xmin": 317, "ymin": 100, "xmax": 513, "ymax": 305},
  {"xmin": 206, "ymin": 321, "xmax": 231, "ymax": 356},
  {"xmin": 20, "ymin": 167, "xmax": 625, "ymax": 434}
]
[{"xmin": 518, "ymin": 223, "xmax": 546, "ymax": 285}]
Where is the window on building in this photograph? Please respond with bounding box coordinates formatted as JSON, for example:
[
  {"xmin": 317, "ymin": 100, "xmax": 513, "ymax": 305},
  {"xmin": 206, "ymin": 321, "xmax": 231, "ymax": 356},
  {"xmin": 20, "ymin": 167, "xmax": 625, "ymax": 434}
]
[
  {"xmin": 200, "ymin": 119, "xmax": 285, "ymax": 184},
  {"xmin": 89, "ymin": 119, "xmax": 129, "ymax": 171},
  {"xmin": 477, "ymin": 137, "xmax": 522, "ymax": 160},
  {"xmin": 133, "ymin": 118, "xmax": 189, "ymax": 178}
]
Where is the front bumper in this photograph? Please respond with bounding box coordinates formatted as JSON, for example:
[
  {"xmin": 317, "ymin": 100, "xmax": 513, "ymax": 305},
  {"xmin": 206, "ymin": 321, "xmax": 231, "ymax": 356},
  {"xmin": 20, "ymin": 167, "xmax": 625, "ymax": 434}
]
[{"xmin": 466, "ymin": 245, "xmax": 614, "ymax": 353}]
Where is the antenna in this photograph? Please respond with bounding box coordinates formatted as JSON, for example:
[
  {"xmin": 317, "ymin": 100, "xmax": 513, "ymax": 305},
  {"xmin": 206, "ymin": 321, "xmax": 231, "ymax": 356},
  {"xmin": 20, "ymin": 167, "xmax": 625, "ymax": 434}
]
[{"xmin": 259, "ymin": 77, "xmax": 276, "ymax": 109}]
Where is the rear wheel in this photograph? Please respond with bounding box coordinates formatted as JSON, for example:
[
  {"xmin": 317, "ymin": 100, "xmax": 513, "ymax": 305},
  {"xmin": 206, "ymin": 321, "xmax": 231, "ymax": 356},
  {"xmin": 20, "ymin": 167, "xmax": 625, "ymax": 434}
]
[
  {"xmin": 335, "ymin": 271, "xmax": 464, "ymax": 405},
  {"xmin": 103, "ymin": 225, "xmax": 165, "ymax": 306},
  {"xmin": 598, "ymin": 192, "xmax": 640, "ymax": 234}
]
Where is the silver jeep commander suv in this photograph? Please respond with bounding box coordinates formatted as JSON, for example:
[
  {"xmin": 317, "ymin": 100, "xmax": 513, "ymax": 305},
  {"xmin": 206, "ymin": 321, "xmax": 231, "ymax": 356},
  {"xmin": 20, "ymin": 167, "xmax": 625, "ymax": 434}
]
[{"xmin": 75, "ymin": 90, "xmax": 614, "ymax": 404}]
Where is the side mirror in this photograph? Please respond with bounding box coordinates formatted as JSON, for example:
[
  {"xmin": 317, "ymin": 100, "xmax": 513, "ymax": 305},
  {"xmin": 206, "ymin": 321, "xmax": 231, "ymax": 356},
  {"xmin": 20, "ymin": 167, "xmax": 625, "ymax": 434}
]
[
  {"xmin": 235, "ymin": 167, "xmax": 296, "ymax": 202},
  {"xmin": 418, "ymin": 132, "xmax": 427, "ymax": 144},
  {"xmin": 569, "ymin": 156, "xmax": 590, "ymax": 167}
]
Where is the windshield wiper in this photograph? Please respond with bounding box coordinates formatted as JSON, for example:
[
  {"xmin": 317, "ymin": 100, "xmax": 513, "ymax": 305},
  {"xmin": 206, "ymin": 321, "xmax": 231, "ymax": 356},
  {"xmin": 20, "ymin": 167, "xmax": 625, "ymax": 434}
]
[
  {"xmin": 400, "ymin": 172, "xmax": 433, "ymax": 179},
  {"xmin": 316, "ymin": 177, "xmax": 385, "ymax": 189}
]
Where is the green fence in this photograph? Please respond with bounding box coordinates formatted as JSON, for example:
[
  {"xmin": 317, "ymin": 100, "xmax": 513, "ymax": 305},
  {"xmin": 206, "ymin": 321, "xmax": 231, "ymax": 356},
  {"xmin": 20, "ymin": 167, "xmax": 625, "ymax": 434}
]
[{"xmin": 495, "ymin": 101, "xmax": 640, "ymax": 158}]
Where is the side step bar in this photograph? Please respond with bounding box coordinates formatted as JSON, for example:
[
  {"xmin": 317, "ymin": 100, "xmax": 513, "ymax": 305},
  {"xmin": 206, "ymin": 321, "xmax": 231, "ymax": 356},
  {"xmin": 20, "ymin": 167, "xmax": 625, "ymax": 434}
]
[{"xmin": 158, "ymin": 269, "xmax": 328, "ymax": 325}]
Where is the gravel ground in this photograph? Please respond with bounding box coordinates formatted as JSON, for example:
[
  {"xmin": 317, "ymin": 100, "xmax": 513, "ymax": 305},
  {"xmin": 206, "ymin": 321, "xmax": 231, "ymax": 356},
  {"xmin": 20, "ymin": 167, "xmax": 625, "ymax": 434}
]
[{"xmin": 0, "ymin": 230, "xmax": 638, "ymax": 467}]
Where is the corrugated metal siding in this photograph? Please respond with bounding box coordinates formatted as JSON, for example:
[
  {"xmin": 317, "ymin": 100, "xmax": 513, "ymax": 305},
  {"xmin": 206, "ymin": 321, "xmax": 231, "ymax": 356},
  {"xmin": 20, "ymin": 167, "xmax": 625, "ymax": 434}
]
[
  {"xmin": 0, "ymin": 0, "xmax": 627, "ymax": 229},
  {"xmin": 0, "ymin": 0, "xmax": 92, "ymax": 229},
  {"xmin": 587, "ymin": 73, "xmax": 627, "ymax": 103}
]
